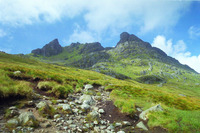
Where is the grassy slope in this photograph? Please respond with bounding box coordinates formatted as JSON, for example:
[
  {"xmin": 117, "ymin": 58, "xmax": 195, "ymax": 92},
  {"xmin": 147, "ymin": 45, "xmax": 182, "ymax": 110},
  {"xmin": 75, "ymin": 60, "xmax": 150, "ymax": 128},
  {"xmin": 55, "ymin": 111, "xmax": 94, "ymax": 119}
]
[{"xmin": 0, "ymin": 52, "xmax": 200, "ymax": 132}]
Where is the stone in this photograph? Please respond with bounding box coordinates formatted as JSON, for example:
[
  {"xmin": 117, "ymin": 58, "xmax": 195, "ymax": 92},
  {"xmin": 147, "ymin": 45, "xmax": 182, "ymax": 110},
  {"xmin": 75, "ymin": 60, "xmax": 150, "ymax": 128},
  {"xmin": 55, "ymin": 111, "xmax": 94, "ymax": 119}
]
[
  {"xmin": 7, "ymin": 118, "xmax": 19, "ymax": 127},
  {"xmin": 117, "ymin": 131, "xmax": 125, "ymax": 133},
  {"xmin": 94, "ymin": 120, "xmax": 98, "ymax": 125},
  {"xmin": 98, "ymin": 109, "xmax": 105, "ymax": 114},
  {"xmin": 36, "ymin": 101, "xmax": 50, "ymax": 110},
  {"xmin": 89, "ymin": 111, "xmax": 99, "ymax": 120},
  {"xmin": 40, "ymin": 122, "xmax": 52, "ymax": 128},
  {"xmin": 58, "ymin": 104, "xmax": 71, "ymax": 111},
  {"xmin": 79, "ymin": 94, "xmax": 95, "ymax": 105},
  {"xmin": 122, "ymin": 121, "xmax": 131, "ymax": 127},
  {"xmin": 81, "ymin": 103, "xmax": 90, "ymax": 111},
  {"xmin": 18, "ymin": 112, "xmax": 38, "ymax": 127},
  {"xmin": 139, "ymin": 104, "xmax": 163, "ymax": 120},
  {"xmin": 94, "ymin": 126, "xmax": 100, "ymax": 132},
  {"xmin": 56, "ymin": 100, "xmax": 63, "ymax": 103},
  {"xmin": 13, "ymin": 71, "xmax": 21, "ymax": 75},
  {"xmin": 84, "ymin": 84, "xmax": 94, "ymax": 91},
  {"xmin": 107, "ymin": 125, "xmax": 115, "ymax": 130},
  {"xmin": 115, "ymin": 122, "xmax": 122, "ymax": 127},
  {"xmin": 101, "ymin": 120, "xmax": 107, "ymax": 125},
  {"xmin": 9, "ymin": 106, "xmax": 18, "ymax": 110},
  {"xmin": 136, "ymin": 107, "xmax": 142, "ymax": 112},
  {"xmin": 136, "ymin": 121, "xmax": 148, "ymax": 131},
  {"xmin": 27, "ymin": 101, "xmax": 35, "ymax": 107},
  {"xmin": 100, "ymin": 125, "xmax": 107, "ymax": 130},
  {"xmin": 69, "ymin": 124, "xmax": 76, "ymax": 128},
  {"xmin": 75, "ymin": 99, "xmax": 82, "ymax": 104},
  {"xmin": 54, "ymin": 114, "xmax": 61, "ymax": 119}
]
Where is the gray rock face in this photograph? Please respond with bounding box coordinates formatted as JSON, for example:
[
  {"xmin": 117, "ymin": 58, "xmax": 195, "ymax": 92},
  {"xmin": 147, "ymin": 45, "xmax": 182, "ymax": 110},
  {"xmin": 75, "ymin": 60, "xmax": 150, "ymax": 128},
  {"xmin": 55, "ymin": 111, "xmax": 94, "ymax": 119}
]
[
  {"xmin": 117, "ymin": 32, "xmax": 143, "ymax": 45},
  {"xmin": 79, "ymin": 42, "xmax": 104, "ymax": 54},
  {"xmin": 139, "ymin": 104, "xmax": 163, "ymax": 120},
  {"xmin": 31, "ymin": 39, "xmax": 62, "ymax": 57}
]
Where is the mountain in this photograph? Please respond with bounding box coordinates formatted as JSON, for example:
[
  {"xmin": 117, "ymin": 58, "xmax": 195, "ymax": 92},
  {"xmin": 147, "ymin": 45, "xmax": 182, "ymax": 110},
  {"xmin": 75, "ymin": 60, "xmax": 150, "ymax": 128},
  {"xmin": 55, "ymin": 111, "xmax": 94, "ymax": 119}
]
[
  {"xmin": 31, "ymin": 39, "xmax": 62, "ymax": 57},
  {"xmin": 29, "ymin": 32, "xmax": 196, "ymax": 82}
]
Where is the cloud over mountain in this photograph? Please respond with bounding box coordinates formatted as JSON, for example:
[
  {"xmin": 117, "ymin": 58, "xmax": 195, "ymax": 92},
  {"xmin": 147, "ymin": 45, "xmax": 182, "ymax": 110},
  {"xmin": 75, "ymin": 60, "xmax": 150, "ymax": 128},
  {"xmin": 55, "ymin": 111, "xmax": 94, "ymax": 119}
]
[{"xmin": 152, "ymin": 35, "xmax": 200, "ymax": 73}]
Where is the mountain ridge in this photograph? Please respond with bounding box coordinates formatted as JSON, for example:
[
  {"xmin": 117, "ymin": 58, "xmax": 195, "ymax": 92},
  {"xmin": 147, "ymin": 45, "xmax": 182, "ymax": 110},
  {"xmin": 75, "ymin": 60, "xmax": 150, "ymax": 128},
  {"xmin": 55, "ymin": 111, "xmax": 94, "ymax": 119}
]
[{"xmin": 30, "ymin": 32, "xmax": 196, "ymax": 74}]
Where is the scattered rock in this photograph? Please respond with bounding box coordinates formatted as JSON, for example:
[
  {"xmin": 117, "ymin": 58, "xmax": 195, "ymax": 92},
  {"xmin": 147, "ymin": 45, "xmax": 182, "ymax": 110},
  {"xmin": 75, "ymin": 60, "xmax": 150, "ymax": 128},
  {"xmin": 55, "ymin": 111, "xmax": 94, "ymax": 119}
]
[{"xmin": 136, "ymin": 121, "xmax": 148, "ymax": 131}]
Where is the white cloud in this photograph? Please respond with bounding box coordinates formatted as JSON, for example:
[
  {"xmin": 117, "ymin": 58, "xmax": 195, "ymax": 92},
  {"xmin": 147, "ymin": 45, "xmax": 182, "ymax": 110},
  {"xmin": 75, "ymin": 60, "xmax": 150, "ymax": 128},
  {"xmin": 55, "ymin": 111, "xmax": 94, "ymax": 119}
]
[
  {"xmin": 0, "ymin": 29, "xmax": 6, "ymax": 37},
  {"xmin": 188, "ymin": 26, "xmax": 200, "ymax": 39},
  {"xmin": 0, "ymin": 0, "xmax": 191, "ymax": 33},
  {"xmin": 66, "ymin": 24, "xmax": 99, "ymax": 44},
  {"xmin": 152, "ymin": 35, "xmax": 200, "ymax": 73}
]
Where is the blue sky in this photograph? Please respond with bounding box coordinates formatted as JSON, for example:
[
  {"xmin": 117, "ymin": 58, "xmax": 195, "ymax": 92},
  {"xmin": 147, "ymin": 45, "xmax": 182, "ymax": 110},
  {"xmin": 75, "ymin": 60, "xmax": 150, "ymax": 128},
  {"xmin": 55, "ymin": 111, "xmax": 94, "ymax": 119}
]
[{"xmin": 0, "ymin": 0, "xmax": 200, "ymax": 72}]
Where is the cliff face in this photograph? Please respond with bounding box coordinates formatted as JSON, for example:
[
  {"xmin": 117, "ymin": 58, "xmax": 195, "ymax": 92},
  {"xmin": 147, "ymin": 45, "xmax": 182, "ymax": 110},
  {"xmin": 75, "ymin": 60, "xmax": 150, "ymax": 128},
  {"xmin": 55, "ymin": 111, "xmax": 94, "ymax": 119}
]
[{"xmin": 31, "ymin": 39, "xmax": 62, "ymax": 57}]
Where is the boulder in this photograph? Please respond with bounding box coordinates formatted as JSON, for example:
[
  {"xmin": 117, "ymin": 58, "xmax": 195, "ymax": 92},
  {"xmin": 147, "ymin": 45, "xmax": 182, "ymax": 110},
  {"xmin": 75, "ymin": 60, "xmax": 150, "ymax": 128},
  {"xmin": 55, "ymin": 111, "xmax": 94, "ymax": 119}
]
[
  {"xmin": 7, "ymin": 118, "xmax": 19, "ymax": 127},
  {"xmin": 18, "ymin": 112, "xmax": 38, "ymax": 127},
  {"xmin": 81, "ymin": 103, "xmax": 91, "ymax": 112},
  {"xmin": 79, "ymin": 95, "xmax": 95, "ymax": 105},
  {"xmin": 36, "ymin": 101, "xmax": 50, "ymax": 110},
  {"xmin": 98, "ymin": 109, "xmax": 105, "ymax": 114},
  {"xmin": 84, "ymin": 84, "xmax": 94, "ymax": 91},
  {"xmin": 139, "ymin": 104, "xmax": 163, "ymax": 120}
]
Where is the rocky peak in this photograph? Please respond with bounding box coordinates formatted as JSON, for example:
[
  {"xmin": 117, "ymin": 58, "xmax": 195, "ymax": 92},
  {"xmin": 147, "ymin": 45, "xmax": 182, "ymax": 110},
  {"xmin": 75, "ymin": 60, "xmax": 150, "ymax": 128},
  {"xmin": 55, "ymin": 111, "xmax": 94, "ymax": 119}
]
[
  {"xmin": 117, "ymin": 32, "xmax": 143, "ymax": 45},
  {"xmin": 69, "ymin": 42, "xmax": 81, "ymax": 48},
  {"xmin": 79, "ymin": 42, "xmax": 104, "ymax": 54},
  {"xmin": 31, "ymin": 39, "xmax": 62, "ymax": 57}
]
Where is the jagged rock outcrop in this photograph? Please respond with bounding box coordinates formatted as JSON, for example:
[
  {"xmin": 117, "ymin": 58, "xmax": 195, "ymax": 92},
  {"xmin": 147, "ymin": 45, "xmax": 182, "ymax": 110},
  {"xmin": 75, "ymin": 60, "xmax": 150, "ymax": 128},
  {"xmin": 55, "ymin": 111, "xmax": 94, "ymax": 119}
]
[
  {"xmin": 117, "ymin": 32, "xmax": 143, "ymax": 46},
  {"xmin": 31, "ymin": 39, "xmax": 62, "ymax": 57},
  {"xmin": 79, "ymin": 42, "xmax": 104, "ymax": 54}
]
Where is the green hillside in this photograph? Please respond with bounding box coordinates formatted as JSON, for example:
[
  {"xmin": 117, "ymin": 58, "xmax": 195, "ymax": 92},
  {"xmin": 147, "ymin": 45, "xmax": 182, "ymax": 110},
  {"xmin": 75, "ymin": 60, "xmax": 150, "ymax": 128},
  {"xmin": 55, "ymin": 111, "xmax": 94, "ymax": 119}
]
[{"xmin": 1, "ymin": 50, "xmax": 200, "ymax": 132}]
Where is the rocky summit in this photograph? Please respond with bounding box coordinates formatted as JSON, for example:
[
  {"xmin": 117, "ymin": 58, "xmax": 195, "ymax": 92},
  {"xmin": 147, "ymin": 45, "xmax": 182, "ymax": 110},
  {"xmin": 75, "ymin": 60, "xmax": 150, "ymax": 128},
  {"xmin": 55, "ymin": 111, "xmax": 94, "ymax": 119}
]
[{"xmin": 31, "ymin": 39, "xmax": 62, "ymax": 57}]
